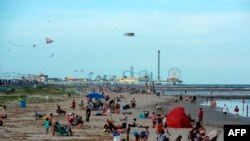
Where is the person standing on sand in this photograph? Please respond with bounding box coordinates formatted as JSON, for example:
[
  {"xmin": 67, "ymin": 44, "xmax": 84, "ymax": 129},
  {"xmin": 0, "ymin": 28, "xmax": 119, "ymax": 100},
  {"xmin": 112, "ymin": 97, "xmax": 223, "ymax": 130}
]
[
  {"xmin": 151, "ymin": 112, "xmax": 157, "ymax": 128},
  {"xmin": 221, "ymin": 104, "xmax": 229, "ymax": 118},
  {"xmin": 234, "ymin": 105, "xmax": 239, "ymax": 119},
  {"xmin": 86, "ymin": 106, "xmax": 91, "ymax": 126},
  {"xmin": 198, "ymin": 108, "xmax": 204, "ymax": 122},
  {"xmin": 44, "ymin": 118, "xmax": 50, "ymax": 134}
]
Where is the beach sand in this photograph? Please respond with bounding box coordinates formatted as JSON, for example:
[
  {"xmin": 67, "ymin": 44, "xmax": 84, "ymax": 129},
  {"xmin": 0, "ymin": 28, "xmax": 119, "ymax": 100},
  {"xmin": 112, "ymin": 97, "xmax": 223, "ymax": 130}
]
[{"xmin": 1, "ymin": 91, "xmax": 249, "ymax": 141}]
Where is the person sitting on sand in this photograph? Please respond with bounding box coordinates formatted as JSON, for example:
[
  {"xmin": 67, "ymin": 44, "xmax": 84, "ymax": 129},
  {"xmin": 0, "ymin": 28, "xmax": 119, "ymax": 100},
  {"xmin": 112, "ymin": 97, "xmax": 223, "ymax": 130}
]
[
  {"xmin": 67, "ymin": 113, "xmax": 75, "ymax": 125},
  {"xmin": 56, "ymin": 105, "xmax": 66, "ymax": 116},
  {"xmin": 96, "ymin": 107, "xmax": 103, "ymax": 116},
  {"xmin": 130, "ymin": 118, "xmax": 138, "ymax": 127},
  {"xmin": 79, "ymin": 100, "xmax": 84, "ymax": 109},
  {"xmin": 1, "ymin": 106, "xmax": 7, "ymax": 119},
  {"xmin": 104, "ymin": 119, "xmax": 115, "ymax": 132},
  {"xmin": 0, "ymin": 106, "xmax": 7, "ymax": 126}
]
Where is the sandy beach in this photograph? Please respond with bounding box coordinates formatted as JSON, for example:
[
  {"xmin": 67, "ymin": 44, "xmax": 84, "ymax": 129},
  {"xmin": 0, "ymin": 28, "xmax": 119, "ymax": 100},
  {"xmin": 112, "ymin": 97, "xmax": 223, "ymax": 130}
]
[{"xmin": 1, "ymin": 88, "xmax": 250, "ymax": 141}]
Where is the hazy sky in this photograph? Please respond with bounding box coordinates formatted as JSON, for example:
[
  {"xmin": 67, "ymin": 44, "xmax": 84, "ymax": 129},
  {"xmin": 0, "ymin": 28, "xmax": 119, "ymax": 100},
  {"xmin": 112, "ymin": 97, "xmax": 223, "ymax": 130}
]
[{"xmin": 0, "ymin": 0, "xmax": 250, "ymax": 84}]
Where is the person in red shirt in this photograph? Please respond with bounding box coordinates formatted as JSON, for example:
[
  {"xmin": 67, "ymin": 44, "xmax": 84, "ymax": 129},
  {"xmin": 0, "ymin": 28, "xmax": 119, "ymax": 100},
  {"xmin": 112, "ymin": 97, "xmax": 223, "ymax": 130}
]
[
  {"xmin": 156, "ymin": 118, "xmax": 163, "ymax": 135},
  {"xmin": 234, "ymin": 106, "xmax": 239, "ymax": 119},
  {"xmin": 198, "ymin": 108, "xmax": 204, "ymax": 122}
]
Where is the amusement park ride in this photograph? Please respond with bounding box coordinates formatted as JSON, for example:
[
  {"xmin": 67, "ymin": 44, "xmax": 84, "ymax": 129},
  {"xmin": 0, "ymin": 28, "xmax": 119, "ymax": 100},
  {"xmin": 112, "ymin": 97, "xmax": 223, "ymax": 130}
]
[{"xmin": 167, "ymin": 67, "xmax": 183, "ymax": 84}]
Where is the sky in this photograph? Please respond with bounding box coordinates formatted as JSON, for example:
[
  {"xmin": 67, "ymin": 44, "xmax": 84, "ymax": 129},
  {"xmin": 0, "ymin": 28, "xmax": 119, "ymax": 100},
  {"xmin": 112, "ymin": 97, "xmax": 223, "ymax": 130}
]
[{"xmin": 0, "ymin": 0, "xmax": 250, "ymax": 84}]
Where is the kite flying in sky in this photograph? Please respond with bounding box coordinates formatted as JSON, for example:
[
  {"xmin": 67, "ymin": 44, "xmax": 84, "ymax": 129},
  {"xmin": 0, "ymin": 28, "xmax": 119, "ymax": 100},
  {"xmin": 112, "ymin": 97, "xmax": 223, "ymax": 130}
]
[
  {"xmin": 124, "ymin": 33, "xmax": 135, "ymax": 37},
  {"xmin": 49, "ymin": 53, "xmax": 55, "ymax": 58},
  {"xmin": 9, "ymin": 37, "xmax": 54, "ymax": 48}
]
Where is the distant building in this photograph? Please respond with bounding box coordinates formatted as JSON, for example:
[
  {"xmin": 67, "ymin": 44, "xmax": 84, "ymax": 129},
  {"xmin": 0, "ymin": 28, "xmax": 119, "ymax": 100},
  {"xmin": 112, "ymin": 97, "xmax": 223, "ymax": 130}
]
[{"xmin": 47, "ymin": 78, "xmax": 62, "ymax": 82}]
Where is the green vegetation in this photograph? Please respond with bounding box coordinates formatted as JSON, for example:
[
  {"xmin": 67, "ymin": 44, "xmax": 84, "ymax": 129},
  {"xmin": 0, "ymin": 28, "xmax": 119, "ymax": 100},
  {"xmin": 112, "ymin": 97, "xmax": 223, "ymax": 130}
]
[{"xmin": 0, "ymin": 85, "xmax": 79, "ymax": 106}]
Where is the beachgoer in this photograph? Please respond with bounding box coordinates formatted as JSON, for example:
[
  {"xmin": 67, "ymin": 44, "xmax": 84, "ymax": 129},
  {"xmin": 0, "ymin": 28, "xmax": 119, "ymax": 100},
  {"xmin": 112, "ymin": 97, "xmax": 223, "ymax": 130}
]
[
  {"xmin": 198, "ymin": 108, "xmax": 204, "ymax": 122},
  {"xmin": 0, "ymin": 106, "xmax": 7, "ymax": 126},
  {"xmin": 221, "ymin": 104, "xmax": 229, "ymax": 118},
  {"xmin": 126, "ymin": 124, "xmax": 131, "ymax": 141},
  {"xmin": 175, "ymin": 135, "xmax": 182, "ymax": 141},
  {"xmin": 211, "ymin": 99, "xmax": 217, "ymax": 110},
  {"xmin": 179, "ymin": 94, "xmax": 183, "ymax": 102},
  {"xmin": 140, "ymin": 130, "xmax": 147, "ymax": 141},
  {"xmin": 163, "ymin": 124, "xmax": 171, "ymax": 140},
  {"xmin": 145, "ymin": 127, "xmax": 150, "ymax": 141},
  {"xmin": 71, "ymin": 99, "xmax": 76, "ymax": 109},
  {"xmin": 56, "ymin": 105, "xmax": 66, "ymax": 116},
  {"xmin": 86, "ymin": 106, "xmax": 91, "ymax": 125},
  {"xmin": 1, "ymin": 106, "xmax": 7, "ymax": 119},
  {"xmin": 48, "ymin": 113, "xmax": 53, "ymax": 131},
  {"xmin": 192, "ymin": 96, "xmax": 196, "ymax": 103},
  {"xmin": 234, "ymin": 106, "xmax": 239, "ymax": 119},
  {"xmin": 133, "ymin": 131, "xmax": 140, "ymax": 141},
  {"xmin": 44, "ymin": 118, "xmax": 50, "ymax": 134},
  {"xmin": 120, "ymin": 112, "xmax": 128, "ymax": 132},
  {"xmin": 156, "ymin": 129, "xmax": 168, "ymax": 141},
  {"xmin": 156, "ymin": 118, "xmax": 163, "ymax": 135},
  {"xmin": 67, "ymin": 113, "xmax": 75, "ymax": 124},
  {"xmin": 79, "ymin": 100, "xmax": 84, "ymax": 108},
  {"xmin": 130, "ymin": 118, "xmax": 137, "ymax": 127},
  {"xmin": 151, "ymin": 112, "xmax": 157, "ymax": 128}
]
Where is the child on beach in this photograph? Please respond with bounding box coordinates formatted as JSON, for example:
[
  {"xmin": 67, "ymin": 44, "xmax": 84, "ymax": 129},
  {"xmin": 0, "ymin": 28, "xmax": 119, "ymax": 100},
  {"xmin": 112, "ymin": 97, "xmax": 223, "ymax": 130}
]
[{"xmin": 44, "ymin": 118, "xmax": 50, "ymax": 134}]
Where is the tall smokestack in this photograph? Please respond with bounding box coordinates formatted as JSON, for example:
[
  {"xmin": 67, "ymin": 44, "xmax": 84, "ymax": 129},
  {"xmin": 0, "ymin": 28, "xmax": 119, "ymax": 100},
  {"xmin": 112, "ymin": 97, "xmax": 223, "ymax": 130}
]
[
  {"xmin": 130, "ymin": 66, "xmax": 134, "ymax": 78},
  {"xmin": 158, "ymin": 50, "xmax": 160, "ymax": 81}
]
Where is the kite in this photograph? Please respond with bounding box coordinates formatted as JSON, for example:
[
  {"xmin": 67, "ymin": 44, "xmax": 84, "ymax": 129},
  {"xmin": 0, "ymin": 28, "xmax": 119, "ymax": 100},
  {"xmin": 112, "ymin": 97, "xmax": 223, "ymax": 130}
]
[
  {"xmin": 46, "ymin": 38, "xmax": 53, "ymax": 44},
  {"xmin": 49, "ymin": 53, "xmax": 55, "ymax": 58},
  {"xmin": 8, "ymin": 37, "xmax": 54, "ymax": 48},
  {"xmin": 124, "ymin": 33, "xmax": 135, "ymax": 37}
]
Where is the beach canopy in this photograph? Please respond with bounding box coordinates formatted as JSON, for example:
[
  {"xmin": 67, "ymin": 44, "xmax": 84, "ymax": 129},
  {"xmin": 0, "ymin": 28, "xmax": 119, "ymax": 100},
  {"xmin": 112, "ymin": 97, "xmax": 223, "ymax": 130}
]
[
  {"xmin": 166, "ymin": 106, "xmax": 193, "ymax": 128},
  {"xmin": 86, "ymin": 92, "xmax": 104, "ymax": 99}
]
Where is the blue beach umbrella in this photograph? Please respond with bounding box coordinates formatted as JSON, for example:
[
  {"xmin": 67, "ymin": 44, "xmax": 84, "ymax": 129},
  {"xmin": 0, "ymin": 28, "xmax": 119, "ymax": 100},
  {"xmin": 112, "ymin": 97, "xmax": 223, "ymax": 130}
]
[{"xmin": 86, "ymin": 92, "xmax": 104, "ymax": 99}]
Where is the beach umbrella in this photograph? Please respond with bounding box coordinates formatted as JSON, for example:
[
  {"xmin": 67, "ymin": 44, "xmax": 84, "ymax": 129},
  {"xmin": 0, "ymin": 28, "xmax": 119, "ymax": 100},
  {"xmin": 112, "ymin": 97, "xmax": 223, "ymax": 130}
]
[
  {"xmin": 167, "ymin": 106, "xmax": 193, "ymax": 128},
  {"xmin": 86, "ymin": 92, "xmax": 104, "ymax": 99}
]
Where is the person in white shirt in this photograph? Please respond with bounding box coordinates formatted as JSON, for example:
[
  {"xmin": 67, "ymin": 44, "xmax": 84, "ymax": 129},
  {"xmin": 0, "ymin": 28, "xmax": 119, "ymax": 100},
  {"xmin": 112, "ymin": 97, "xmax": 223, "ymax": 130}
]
[{"xmin": 221, "ymin": 104, "xmax": 229, "ymax": 118}]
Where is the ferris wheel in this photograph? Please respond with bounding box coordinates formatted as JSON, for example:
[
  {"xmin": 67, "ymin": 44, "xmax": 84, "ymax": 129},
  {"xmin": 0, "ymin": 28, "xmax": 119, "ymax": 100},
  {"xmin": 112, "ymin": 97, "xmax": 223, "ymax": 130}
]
[{"xmin": 168, "ymin": 67, "xmax": 181, "ymax": 82}]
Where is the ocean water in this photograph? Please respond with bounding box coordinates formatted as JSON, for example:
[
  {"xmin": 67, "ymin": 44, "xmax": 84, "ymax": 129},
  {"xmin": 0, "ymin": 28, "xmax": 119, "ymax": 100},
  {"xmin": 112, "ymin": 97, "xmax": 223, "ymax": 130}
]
[
  {"xmin": 201, "ymin": 99, "xmax": 250, "ymax": 117},
  {"xmin": 163, "ymin": 90, "xmax": 250, "ymax": 96}
]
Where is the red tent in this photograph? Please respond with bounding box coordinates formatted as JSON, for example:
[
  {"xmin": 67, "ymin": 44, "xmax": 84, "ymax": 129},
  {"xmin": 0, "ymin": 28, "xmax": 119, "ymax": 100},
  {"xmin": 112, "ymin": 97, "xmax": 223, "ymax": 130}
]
[{"xmin": 166, "ymin": 106, "xmax": 193, "ymax": 128}]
